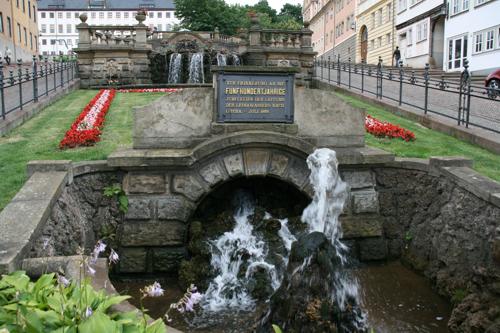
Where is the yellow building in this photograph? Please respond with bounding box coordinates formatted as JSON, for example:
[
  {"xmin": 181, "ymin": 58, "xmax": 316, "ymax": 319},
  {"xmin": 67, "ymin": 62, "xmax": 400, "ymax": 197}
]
[
  {"xmin": 355, "ymin": 0, "xmax": 396, "ymax": 66},
  {"xmin": 0, "ymin": 0, "xmax": 39, "ymax": 63}
]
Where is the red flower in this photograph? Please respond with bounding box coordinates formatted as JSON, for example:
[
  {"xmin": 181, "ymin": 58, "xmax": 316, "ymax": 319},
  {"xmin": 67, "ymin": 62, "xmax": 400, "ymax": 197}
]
[{"xmin": 365, "ymin": 115, "xmax": 416, "ymax": 142}]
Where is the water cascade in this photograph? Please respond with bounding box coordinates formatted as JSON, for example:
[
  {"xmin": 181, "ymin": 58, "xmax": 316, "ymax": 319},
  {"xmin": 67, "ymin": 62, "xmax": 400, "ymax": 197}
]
[
  {"xmin": 188, "ymin": 52, "xmax": 205, "ymax": 84},
  {"xmin": 231, "ymin": 54, "xmax": 241, "ymax": 66},
  {"xmin": 167, "ymin": 53, "xmax": 182, "ymax": 84},
  {"xmin": 216, "ymin": 53, "xmax": 227, "ymax": 66},
  {"xmin": 202, "ymin": 192, "xmax": 293, "ymax": 312}
]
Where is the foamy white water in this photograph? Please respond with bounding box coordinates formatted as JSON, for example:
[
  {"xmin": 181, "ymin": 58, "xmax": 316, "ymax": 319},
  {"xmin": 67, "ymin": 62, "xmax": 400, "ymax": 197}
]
[
  {"xmin": 188, "ymin": 53, "xmax": 205, "ymax": 83},
  {"xmin": 168, "ymin": 53, "xmax": 182, "ymax": 83}
]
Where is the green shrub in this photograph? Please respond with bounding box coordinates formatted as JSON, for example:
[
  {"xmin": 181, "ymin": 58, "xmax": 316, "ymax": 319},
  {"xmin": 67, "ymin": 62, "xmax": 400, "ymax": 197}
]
[{"xmin": 0, "ymin": 271, "xmax": 166, "ymax": 333}]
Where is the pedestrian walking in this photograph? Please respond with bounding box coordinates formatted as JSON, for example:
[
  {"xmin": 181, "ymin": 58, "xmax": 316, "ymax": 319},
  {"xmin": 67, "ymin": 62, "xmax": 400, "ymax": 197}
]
[
  {"xmin": 4, "ymin": 48, "xmax": 12, "ymax": 65},
  {"xmin": 393, "ymin": 46, "xmax": 401, "ymax": 67}
]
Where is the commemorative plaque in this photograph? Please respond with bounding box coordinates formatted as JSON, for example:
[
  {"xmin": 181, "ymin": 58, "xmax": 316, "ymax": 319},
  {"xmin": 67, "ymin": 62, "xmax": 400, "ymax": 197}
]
[{"xmin": 216, "ymin": 72, "xmax": 294, "ymax": 123}]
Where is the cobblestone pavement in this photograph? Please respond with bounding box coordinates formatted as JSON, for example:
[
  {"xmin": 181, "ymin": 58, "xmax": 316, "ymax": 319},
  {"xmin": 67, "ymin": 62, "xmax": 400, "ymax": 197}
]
[
  {"xmin": 315, "ymin": 66, "xmax": 500, "ymax": 134},
  {"xmin": 1, "ymin": 65, "xmax": 74, "ymax": 117}
]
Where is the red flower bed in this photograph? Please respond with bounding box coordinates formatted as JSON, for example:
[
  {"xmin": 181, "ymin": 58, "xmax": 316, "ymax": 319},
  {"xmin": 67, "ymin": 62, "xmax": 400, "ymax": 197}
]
[
  {"xmin": 365, "ymin": 115, "xmax": 416, "ymax": 141},
  {"xmin": 117, "ymin": 88, "xmax": 181, "ymax": 93},
  {"xmin": 59, "ymin": 89, "xmax": 116, "ymax": 149}
]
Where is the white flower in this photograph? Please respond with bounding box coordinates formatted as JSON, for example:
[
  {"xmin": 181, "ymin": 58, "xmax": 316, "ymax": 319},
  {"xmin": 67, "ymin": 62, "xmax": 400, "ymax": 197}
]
[
  {"xmin": 91, "ymin": 240, "xmax": 106, "ymax": 263},
  {"xmin": 142, "ymin": 281, "xmax": 164, "ymax": 298},
  {"xmin": 86, "ymin": 263, "xmax": 96, "ymax": 276},
  {"xmin": 84, "ymin": 307, "xmax": 93, "ymax": 318},
  {"xmin": 108, "ymin": 249, "xmax": 119, "ymax": 264},
  {"xmin": 56, "ymin": 274, "xmax": 70, "ymax": 287}
]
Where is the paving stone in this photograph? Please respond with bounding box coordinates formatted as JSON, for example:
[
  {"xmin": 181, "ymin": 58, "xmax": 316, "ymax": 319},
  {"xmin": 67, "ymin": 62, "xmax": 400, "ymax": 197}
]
[
  {"xmin": 352, "ymin": 190, "xmax": 379, "ymax": 214},
  {"xmin": 119, "ymin": 247, "xmax": 147, "ymax": 273},
  {"xmin": 244, "ymin": 150, "xmax": 270, "ymax": 176},
  {"xmin": 199, "ymin": 162, "xmax": 226, "ymax": 186},
  {"xmin": 223, "ymin": 152, "xmax": 244, "ymax": 177},
  {"xmin": 120, "ymin": 221, "xmax": 186, "ymax": 246},
  {"xmin": 125, "ymin": 173, "xmax": 166, "ymax": 194},
  {"xmin": 172, "ymin": 175, "xmax": 206, "ymax": 201},
  {"xmin": 157, "ymin": 195, "xmax": 192, "ymax": 222}
]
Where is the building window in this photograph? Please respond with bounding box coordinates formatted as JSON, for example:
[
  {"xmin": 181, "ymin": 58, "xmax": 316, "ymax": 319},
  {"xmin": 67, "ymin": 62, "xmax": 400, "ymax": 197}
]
[
  {"xmin": 386, "ymin": 33, "xmax": 391, "ymax": 45},
  {"xmin": 50, "ymin": 24, "xmax": 54, "ymax": 33},
  {"xmin": 30, "ymin": 32, "xmax": 33, "ymax": 49},
  {"xmin": 28, "ymin": 1, "xmax": 31, "ymax": 18},
  {"xmin": 166, "ymin": 12, "xmax": 171, "ymax": 18},
  {"xmin": 377, "ymin": 8, "xmax": 382, "ymax": 26},
  {"xmin": 50, "ymin": 12, "xmax": 54, "ymax": 18},
  {"xmin": 75, "ymin": 12, "xmax": 79, "ymax": 18},
  {"xmin": 16, "ymin": 0, "xmax": 19, "ymax": 9},
  {"xmin": 0, "ymin": 13, "xmax": 3, "ymax": 33},
  {"xmin": 41, "ymin": 24, "xmax": 46, "ymax": 33},
  {"xmin": 371, "ymin": 39, "xmax": 375, "ymax": 49},
  {"xmin": 149, "ymin": 12, "xmax": 154, "ymax": 18},
  {"xmin": 378, "ymin": 36, "xmax": 382, "ymax": 47},
  {"xmin": 157, "ymin": 24, "xmax": 162, "ymax": 31},
  {"xmin": 17, "ymin": 23, "xmax": 21, "ymax": 42},
  {"xmin": 67, "ymin": 39, "xmax": 72, "ymax": 45},
  {"xmin": 166, "ymin": 24, "xmax": 172, "ymax": 31},
  {"xmin": 33, "ymin": 5, "xmax": 36, "ymax": 22},
  {"xmin": 158, "ymin": 12, "xmax": 162, "ymax": 18},
  {"xmin": 99, "ymin": 12, "xmax": 104, "ymax": 19},
  {"xmin": 23, "ymin": 27, "xmax": 27, "ymax": 45},
  {"xmin": 7, "ymin": 17, "xmax": 11, "ymax": 37},
  {"xmin": 41, "ymin": 12, "xmax": 46, "ymax": 18},
  {"xmin": 486, "ymin": 30, "xmax": 494, "ymax": 50},
  {"xmin": 58, "ymin": 12, "xmax": 62, "ymax": 19},
  {"xmin": 35, "ymin": 36, "xmax": 37, "ymax": 51},
  {"xmin": 124, "ymin": 12, "xmax": 129, "ymax": 18},
  {"xmin": 452, "ymin": 0, "xmax": 470, "ymax": 15},
  {"xmin": 107, "ymin": 12, "xmax": 112, "ymax": 18},
  {"xmin": 42, "ymin": 39, "xmax": 47, "ymax": 45},
  {"xmin": 116, "ymin": 12, "xmax": 121, "ymax": 18},
  {"xmin": 91, "ymin": 12, "xmax": 96, "ymax": 19},
  {"xmin": 448, "ymin": 35, "xmax": 468, "ymax": 69},
  {"xmin": 66, "ymin": 12, "xmax": 71, "ymax": 19},
  {"xmin": 387, "ymin": 4, "xmax": 392, "ymax": 22},
  {"xmin": 58, "ymin": 24, "xmax": 63, "ymax": 33},
  {"xmin": 22, "ymin": 0, "xmax": 25, "ymax": 12},
  {"xmin": 474, "ymin": 33, "xmax": 483, "ymax": 53},
  {"xmin": 407, "ymin": 28, "xmax": 413, "ymax": 45},
  {"xmin": 475, "ymin": 0, "xmax": 492, "ymax": 5},
  {"xmin": 416, "ymin": 22, "xmax": 428, "ymax": 42},
  {"xmin": 371, "ymin": 12, "xmax": 375, "ymax": 28},
  {"xmin": 50, "ymin": 39, "xmax": 55, "ymax": 45},
  {"xmin": 67, "ymin": 24, "xmax": 72, "ymax": 33}
]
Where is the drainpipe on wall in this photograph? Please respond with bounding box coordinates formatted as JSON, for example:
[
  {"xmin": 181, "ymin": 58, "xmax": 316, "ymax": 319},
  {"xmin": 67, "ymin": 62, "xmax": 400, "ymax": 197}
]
[{"xmin": 392, "ymin": 0, "xmax": 395, "ymax": 67}]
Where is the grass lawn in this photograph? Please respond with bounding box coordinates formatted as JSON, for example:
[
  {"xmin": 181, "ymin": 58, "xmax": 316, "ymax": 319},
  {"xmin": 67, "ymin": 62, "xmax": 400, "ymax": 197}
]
[
  {"xmin": 0, "ymin": 90, "xmax": 164, "ymax": 211},
  {"xmin": 336, "ymin": 92, "xmax": 500, "ymax": 182},
  {"xmin": 0, "ymin": 89, "xmax": 499, "ymax": 212}
]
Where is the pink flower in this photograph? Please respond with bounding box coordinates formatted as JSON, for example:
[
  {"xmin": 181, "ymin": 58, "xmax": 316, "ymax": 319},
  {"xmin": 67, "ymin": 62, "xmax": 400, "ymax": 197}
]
[{"xmin": 142, "ymin": 281, "xmax": 164, "ymax": 298}]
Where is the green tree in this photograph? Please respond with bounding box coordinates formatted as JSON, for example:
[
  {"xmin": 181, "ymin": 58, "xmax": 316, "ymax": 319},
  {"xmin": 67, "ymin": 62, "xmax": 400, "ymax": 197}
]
[{"xmin": 279, "ymin": 3, "xmax": 303, "ymax": 23}]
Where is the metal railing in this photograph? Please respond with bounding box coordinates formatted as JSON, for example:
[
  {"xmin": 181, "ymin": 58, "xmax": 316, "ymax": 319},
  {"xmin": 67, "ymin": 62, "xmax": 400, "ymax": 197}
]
[
  {"xmin": 0, "ymin": 56, "xmax": 78, "ymax": 121},
  {"xmin": 313, "ymin": 56, "xmax": 500, "ymax": 134}
]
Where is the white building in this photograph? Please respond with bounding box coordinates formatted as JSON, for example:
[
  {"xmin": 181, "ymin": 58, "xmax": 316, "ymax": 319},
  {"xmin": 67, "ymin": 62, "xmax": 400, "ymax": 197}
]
[
  {"xmin": 38, "ymin": 0, "xmax": 179, "ymax": 56},
  {"xmin": 444, "ymin": 0, "xmax": 500, "ymax": 74},
  {"xmin": 395, "ymin": 0, "xmax": 446, "ymax": 68}
]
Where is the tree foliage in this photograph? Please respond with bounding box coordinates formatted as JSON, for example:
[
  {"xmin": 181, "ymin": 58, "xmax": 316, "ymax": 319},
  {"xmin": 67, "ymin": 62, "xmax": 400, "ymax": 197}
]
[{"xmin": 174, "ymin": 0, "xmax": 304, "ymax": 35}]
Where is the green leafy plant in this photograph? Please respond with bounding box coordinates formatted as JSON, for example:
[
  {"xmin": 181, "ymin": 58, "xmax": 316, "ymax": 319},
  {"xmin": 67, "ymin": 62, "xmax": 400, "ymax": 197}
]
[
  {"xmin": 103, "ymin": 184, "xmax": 129, "ymax": 214},
  {"xmin": 451, "ymin": 289, "xmax": 467, "ymax": 305},
  {"xmin": 0, "ymin": 271, "xmax": 167, "ymax": 333},
  {"xmin": 405, "ymin": 231, "xmax": 412, "ymax": 242},
  {"xmin": 272, "ymin": 324, "xmax": 283, "ymax": 333}
]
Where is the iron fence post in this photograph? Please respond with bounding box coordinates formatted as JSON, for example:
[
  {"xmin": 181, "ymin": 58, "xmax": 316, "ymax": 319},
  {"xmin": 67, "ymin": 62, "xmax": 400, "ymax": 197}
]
[
  {"xmin": 321, "ymin": 56, "xmax": 324, "ymax": 80},
  {"xmin": 60, "ymin": 60, "xmax": 64, "ymax": 87},
  {"xmin": 67, "ymin": 61, "xmax": 70, "ymax": 83},
  {"xmin": 0, "ymin": 61, "xmax": 5, "ymax": 120},
  {"xmin": 361, "ymin": 60, "xmax": 365, "ymax": 93},
  {"xmin": 464, "ymin": 61, "xmax": 471, "ymax": 128},
  {"xmin": 32, "ymin": 56, "xmax": 38, "ymax": 102},
  {"xmin": 398, "ymin": 60, "xmax": 403, "ymax": 106},
  {"xmin": 376, "ymin": 56, "xmax": 382, "ymax": 99},
  {"xmin": 348, "ymin": 57, "xmax": 351, "ymax": 89},
  {"xmin": 458, "ymin": 60, "xmax": 471, "ymax": 126},
  {"xmin": 337, "ymin": 54, "xmax": 340, "ymax": 86},
  {"xmin": 328, "ymin": 56, "xmax": 331, "ymax": 83},
  {"xmin": 45, "ymin": 58, "xmax": 49, "ymax": 96},
  {"xmin": 424, "ymin": 63, "xmax": 429, "ymax": 114},
  {"xmin": 17, "ymin": 59, "xmax": 23, "ymax": 110},
  {"xmin": 53, "ymin": 61, "xmax": 57, "ymax": 91}
]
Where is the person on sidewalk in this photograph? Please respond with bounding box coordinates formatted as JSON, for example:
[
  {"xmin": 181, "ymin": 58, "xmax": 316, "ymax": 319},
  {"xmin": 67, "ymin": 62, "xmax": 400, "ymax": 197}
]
[
  {"xmin": 4, "ymin": 48, "xmax": 12, "ymax": 65},
  {"xmin": 393, "ymin": 46, "xmax": 401, "ymax": 67}
]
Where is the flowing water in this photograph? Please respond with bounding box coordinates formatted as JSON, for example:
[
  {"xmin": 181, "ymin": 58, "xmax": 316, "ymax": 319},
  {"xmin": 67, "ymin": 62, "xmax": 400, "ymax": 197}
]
[
  {"xmin": 168, "ymin": 53, "xmax": 182, "ymax": 84},
  {"xmin": 216, "ymin": 53, "xmax": 227, "ymax": 66},
  {"xmin": 188, "ymin": 53, "xmax": 205, "ymax": 84},
  {"xmin": 231, "ymin": 54, "xmax": 241, "ymax": 66}
]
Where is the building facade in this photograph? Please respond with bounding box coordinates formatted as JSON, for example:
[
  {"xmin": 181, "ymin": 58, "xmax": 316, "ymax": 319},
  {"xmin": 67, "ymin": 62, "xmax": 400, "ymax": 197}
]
[
  {"xmin": 38, "ymin": 0, "xmax": 179, "ymax": 56},
  {"xmin": 303, "ymin": 0, "xmax": 357, "ymax": 61},
  {"xmin": 0, "ymin": 0, "xmax": 39, "ymax": 62},
  {"xmin": 443, "ymin": 0, "xmax": 500, "ymax": 74},
  {"xmin": 395, "ymin": 0, "xmax": 446, "ymax": 68}
]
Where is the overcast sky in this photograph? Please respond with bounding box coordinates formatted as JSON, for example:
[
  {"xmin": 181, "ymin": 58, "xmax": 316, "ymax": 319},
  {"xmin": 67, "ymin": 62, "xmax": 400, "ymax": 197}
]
[{"xmin": 225, "ymin": 0, "xmax": 303, "ymax": 11}]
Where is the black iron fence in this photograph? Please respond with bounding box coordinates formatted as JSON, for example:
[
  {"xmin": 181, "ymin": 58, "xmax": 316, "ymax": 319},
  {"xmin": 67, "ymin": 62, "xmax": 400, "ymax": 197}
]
[
  {"xmin": 313, "ymin": 56, "xmax": 500, "ymax": 134},
  {"xmin": 0, "ymin": 56, "xmax": 78, "ymax": 121}
]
